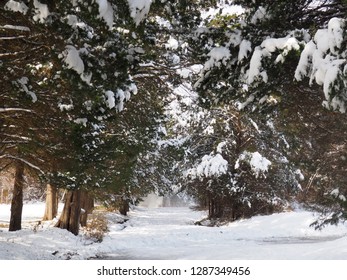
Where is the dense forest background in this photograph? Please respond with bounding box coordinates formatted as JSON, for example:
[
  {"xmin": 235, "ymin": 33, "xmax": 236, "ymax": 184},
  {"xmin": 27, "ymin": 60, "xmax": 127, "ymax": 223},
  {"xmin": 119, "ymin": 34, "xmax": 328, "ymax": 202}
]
[{"xmin": 1, "ymin": 0, "xmax": 346, "ymax": 235}]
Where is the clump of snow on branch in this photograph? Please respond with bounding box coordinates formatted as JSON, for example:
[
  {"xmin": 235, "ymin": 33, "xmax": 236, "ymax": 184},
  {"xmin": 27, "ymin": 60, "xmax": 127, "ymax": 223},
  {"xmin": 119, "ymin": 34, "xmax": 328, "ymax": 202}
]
[
  {"xmin": 62, "ymin": 45, "xmax": 92, "ymax": 84},
  {"xmin": 201, "ymin": 2, "xmax": 244, "ymax": 20},
  {"xmin": 328, "ymin": 18, "xmax": 344, "ymax": 53},
  {"xmin": 207, "ymin": 47, "xmax": 232, "ymax": 69},
  {"xmin": 74, "ymin": 118, "xmax": 88, "ymax": 127},
  {"xmin": 4, "ymin": 0, "xmax": 28, "ymax": 14},
  {"xmin": 58, "ymin": 103, "xmax": 74, "ymax": 112},
  {"xmin": 95, "ymin": 0, "xmax": 114, "ymax": 29},
  {"xmin": 330, "ymin": 188, "xmax": 346, "ymax": 202},
  {"xmin": 104, "ymin": 83, "xmax": 137, "ymax": 111},
  {"xmin": 105, "ymin": 91, "xmax": 115, "ymax": 109},
  {"xmin": 247, "ymin": 47, "xmax": 270, "ymax": 84},
  {"xmin": 250, "ymin": 6, "xmax": 269, "ymax": 24},
  {"xmin": 235, "ymin": 151, "xmax": 271, "ymax": 178},
  {"xmin": 33, "ymin": 0, "xmax": 50, "ymax": 23},
  {"xmin": 165, "ymin": 36, "xmax": 179, "ymax": 50},
  {"xmin": 15, "ymin": 77, "xmax": 37, "ymax": 103},
  {"xmin": 127, "ymin": 0, "xmax": 152, "ymax": 26},
  {"xmin": 247, "ymin": 36, "xmax": 301, "ymax": 84},
  {"xmin": 195, "ymin": 47, "xmax": 231, "ymax": 88},
  {"xmin": 187, "ymin": 153, "xmax": 228, "ymax": 179},
  {"xmin": 238, "ymin": 40, "xmax": 252, "ymax": 62},
  {"xmin": 295, "ymin": 17, "xmax": 347, "ymax": 113}
]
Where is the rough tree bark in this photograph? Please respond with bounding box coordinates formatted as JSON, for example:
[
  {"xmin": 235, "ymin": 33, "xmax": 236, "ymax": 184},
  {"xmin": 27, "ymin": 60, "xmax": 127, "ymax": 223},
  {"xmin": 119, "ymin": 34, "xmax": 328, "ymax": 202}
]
[
  {"xmin": 80, "ymin": 191, "xmax": 94, "ymax": 227},
  {"xmin": 1, "ymin": 189, "xmax": 9, "ymax": 204},
  {"xmin": 43, "ymin": 184, "xmax": 59, "ymax": 221},
  {"xmin": 9, "ymin": 161, "xmax": 25, "ymax": 231},
  {"xmin": 55, "ymin": 189, "xmax": 81, "ymax": 235},
  {"xmin": 119, "ymin": 198, "xmax": 130, "ymax": 216}
]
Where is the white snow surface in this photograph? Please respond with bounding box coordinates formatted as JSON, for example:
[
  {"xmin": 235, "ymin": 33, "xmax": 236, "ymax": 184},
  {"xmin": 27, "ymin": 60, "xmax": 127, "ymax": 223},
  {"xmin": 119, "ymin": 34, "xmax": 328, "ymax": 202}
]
[{"xmin": 1, "ymin": 202, "xmax": 347, "ymax": 260}]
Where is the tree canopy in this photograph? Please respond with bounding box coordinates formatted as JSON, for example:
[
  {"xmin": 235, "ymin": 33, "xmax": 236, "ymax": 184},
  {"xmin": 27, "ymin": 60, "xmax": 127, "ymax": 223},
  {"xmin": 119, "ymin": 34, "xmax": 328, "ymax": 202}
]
[{"xmin": 1, "ymin": 0, "xmax": 347, "ymax": 232}]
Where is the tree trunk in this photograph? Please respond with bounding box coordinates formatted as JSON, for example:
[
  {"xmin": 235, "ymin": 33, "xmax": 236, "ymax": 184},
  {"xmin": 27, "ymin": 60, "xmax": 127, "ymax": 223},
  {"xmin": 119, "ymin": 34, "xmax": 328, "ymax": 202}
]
[
  {"xmin": 55, "ymin": 189, "xmax": 81, "ymax": 235},
  {"xmin": 209, "ymin": 196, "xmax": 215, "ymax": 219},
  {"xmin": 1, "ymin": 189, "xmax": 9, "ymax": 204},
  {"xmin": 119, "ymin": 199, "xmax": 130, "ymax": 216},
  {"xmin": 9, "ymin": 161, "xmax": 25, "ymax": 231},
  {"xmin": 43, "ymin": 184, "xmax": 59, "ymax": 221},
  {"xmin": 80, "ymin": 191, "xmax": 94, "ymax": 227}
]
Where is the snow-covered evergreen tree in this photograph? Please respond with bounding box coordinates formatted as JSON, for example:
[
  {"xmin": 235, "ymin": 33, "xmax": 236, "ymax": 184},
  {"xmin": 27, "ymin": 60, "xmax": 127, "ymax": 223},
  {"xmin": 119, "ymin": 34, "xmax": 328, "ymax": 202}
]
[
  {"xmin": 1, "ymin": 0, "xmax": 171, "ymax": 233},
  {"xmin": 194, "ymin": 0, "xmax": 346, "ymax": 111},
  {"xmin": 2, "ymin": 0, "xmax": 347, "ymax": 232},
  {"xmin": 191, "ymin": 0, "xmax": 347, "ymax": 224}
]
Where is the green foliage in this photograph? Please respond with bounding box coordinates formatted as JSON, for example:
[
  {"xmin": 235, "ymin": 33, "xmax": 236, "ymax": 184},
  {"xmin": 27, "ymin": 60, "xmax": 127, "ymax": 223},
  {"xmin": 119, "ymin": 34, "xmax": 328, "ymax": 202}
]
[
  {"xmin": 2, "ymin": 0, "xmax": 346, "ymax": 228},
  {"xmin": 1, "ymin": 0, "xmax": 166, "ymax": 203},
  {"xmin": 208, "ymin": 14, "xmax": 241, "ymax": 29}
]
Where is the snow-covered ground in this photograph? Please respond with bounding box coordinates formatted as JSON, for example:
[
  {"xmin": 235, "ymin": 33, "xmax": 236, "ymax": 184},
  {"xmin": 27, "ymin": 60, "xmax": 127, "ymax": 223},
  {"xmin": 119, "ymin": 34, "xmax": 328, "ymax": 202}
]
[{"xmin": 0, "ymin": 202, "xmax": 347, "ymax": 260}]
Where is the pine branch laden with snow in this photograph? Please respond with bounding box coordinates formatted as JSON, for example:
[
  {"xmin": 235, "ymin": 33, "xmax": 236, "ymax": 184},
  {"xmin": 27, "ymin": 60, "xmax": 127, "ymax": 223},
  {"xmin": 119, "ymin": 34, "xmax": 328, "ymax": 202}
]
[
  {"xmin": 235, "ymin": 151, "xmax": 271, "ymax": 179},
  {"xmin": 186, "ymin": 153, "xmax": 229, "ymax": 179},
  {"xmin": 295, "ymin": 18, "xmax": 347, "ymax": 113},
  {"xmin": 61, "ymin": 45, "xmax": 92, "ymax": 85},
  {"xmin": 194, "ymin": 1, "xmax": 347, "ymax": 113},
  {"xmin": 0, "ymin": 0, "xmax": 154, "ymax": 196}
]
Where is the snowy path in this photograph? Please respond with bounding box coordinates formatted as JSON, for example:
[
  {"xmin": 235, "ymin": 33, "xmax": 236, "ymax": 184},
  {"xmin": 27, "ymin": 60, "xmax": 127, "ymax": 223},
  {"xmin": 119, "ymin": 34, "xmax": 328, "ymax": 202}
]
[
  {"xmin": 98, "ymin": 207, "xmax": 207, "ymax": 259},
  {"xmin": 96, "ymin": 207, "xmax": 347, "ymax": 260},
  {"xmin": 1, "ymin": 204, "xmax": 347, "ymax": 259}
]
